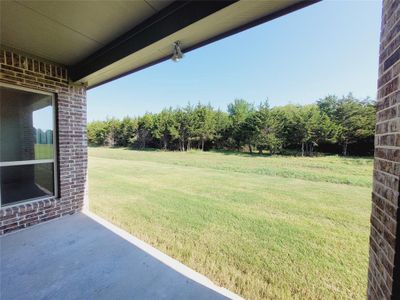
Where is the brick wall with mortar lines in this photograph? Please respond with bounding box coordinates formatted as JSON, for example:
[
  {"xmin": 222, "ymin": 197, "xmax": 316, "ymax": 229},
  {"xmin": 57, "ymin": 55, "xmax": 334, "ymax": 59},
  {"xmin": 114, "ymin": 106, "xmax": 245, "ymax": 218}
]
[
  {"xmin": 367, "ymin": 1, "xmax": 400, "ymax": 299},
  {"xmin": 0, "ymin": 48, "xmax": 87, "ymax": 235}
]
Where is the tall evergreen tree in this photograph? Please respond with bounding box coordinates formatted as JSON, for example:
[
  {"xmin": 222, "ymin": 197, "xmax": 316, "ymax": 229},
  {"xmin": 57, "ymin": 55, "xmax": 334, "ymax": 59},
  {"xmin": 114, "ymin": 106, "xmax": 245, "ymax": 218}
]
[
  {"xmin": 137, "ymin": 113, "xmax": 154, "ymax": 149},
  {"xmin": 227, "ymin": 99, "xmax": 254, "ymax": 150},
  {"xmin": 152, "ymin": 108, "xmax": 179, "ymax": 150}
]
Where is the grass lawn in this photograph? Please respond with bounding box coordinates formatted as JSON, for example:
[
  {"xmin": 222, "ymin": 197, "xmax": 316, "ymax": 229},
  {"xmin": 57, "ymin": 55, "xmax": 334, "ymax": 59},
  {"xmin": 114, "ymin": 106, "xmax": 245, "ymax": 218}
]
[
  {"xmin": 34, "ymin": 143, "xmax": 53, "ymax": 159},
  {"xmin": 89, "ymin": 147, "xmax": 373, "ymax": 300}
]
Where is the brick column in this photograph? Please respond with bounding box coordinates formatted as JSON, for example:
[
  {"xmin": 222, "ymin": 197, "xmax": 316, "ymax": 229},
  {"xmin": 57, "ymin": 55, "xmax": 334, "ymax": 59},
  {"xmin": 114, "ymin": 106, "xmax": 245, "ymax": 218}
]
[{"xmin": 367, "ymin": 1, "xmax": 400, "ymax": 299}]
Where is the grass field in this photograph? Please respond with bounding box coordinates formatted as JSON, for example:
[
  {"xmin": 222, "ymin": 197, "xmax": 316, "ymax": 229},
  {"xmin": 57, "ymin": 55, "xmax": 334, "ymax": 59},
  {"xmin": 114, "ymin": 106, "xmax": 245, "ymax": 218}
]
[
  {"xmin": 34, "ymin": 144, "xmax": 53, "ymax": 159},
  {"xmin": 89, "ymin": 147, "xmax": 373, "ymax": 300}
]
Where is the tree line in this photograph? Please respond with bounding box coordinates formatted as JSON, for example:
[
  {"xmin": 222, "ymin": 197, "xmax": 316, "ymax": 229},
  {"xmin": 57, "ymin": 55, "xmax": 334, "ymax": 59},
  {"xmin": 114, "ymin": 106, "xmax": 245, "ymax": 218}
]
[{"xmin": 88, "ymin": 94, "xmax": 376, "ymax": 156}]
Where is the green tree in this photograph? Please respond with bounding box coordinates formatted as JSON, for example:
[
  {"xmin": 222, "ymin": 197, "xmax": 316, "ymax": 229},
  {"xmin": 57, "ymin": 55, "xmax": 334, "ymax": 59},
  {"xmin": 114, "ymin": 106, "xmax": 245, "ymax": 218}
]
[
  {"xmin": 252, "ymin": 100, "xmax": 282, "ymax": 154},
  {"xmin": 119, "ymin": 116, "xmax": 138, "ymax": 147},
  {"xmin": 241, "ymin": 111, "xmax": 263, "ymax": 153},
  {"xmin": 175, "ymin": 105, "xmax": 196, "ymax": 151},
  {"xmin": 270, "ymin": 105, "xmax": 305, "ymax": 150},
  {"xmin": 152, "ymin": 108, "xmax": 179, "ymax": 150},
  {"xmin": 86, "ymin": 94, "xmax": 375, "ymax": 156},
  {"xmin": 87, "ymin": 121, "xmax": 108, "ymax": 146},
  {"xmin": 137, "ymin": 113, "xmax": 154, "ymax": 149},
  {"xmin": 192, "ymin": 104, "xmax": 216, "ymax": 151},
  {"xmin": 105, "ymin": 118, "xmax": 121, "ymax": 147},
  {"xmin": 213, "ymin": 109, "xmax": 230, "ymax": 149},
  {"xmin": 227, "ymin": 99, "xmax": 254, "ymax": 150},
  {"xmin": 300, "ymin": 105, "xmax": 335, "ymax": 156},
  {"xmin": 256, "ymin": 129, "xmax": 282, "ymax": 154},
  {"xmin": 318, "ymin": 94, "xmax": 376, "ymax": 155}
]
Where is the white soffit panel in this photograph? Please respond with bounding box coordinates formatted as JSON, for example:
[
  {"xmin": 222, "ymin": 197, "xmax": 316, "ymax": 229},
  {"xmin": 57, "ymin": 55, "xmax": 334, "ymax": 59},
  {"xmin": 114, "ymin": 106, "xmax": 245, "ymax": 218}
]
[{"xmin": 0, "ymin": 0, "xmax": 173, "ymax": 65}]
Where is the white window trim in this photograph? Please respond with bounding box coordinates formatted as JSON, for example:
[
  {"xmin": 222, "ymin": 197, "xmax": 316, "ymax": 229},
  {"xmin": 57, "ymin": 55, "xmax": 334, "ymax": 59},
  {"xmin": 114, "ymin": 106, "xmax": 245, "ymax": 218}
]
[
  {"xmin": 0, "ymin": 83, "xmax": 58, "ymax": 207},
  {"xmin": 0, "ymin": 159, "xmax": 54, "ymax": 167}
]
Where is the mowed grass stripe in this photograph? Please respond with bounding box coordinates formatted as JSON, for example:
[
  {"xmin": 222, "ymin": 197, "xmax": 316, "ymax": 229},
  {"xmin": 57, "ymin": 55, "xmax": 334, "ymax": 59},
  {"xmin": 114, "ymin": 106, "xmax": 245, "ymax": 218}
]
[
  {"xmin": 89, "ymin": 148, "xmax": 371, "ymax": 299},
  {"xmin": 91, "ymin": 156, "xmax": 369, "ymax": 228},
  {"xmin": 89, "ymin": 148, "xmax": 372, "ymax": 187}
]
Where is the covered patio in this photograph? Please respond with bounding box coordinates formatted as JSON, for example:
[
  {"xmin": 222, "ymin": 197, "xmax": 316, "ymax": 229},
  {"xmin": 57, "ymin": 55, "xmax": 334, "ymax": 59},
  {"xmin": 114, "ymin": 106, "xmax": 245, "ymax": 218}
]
[
  {"xmin": 0, "ymin": 0, "xmax": 399, "ymax": 299},
  {"xmin": 1, "ymin": 212, "xmax": 238, "ymax": 300}
]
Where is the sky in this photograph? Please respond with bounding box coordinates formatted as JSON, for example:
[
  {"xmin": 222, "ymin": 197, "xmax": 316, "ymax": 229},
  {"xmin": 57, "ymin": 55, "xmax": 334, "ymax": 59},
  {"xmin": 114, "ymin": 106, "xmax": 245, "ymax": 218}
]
[{"xmin": 87, "ymin": 0, "xmax": 382, "ymax": 122}]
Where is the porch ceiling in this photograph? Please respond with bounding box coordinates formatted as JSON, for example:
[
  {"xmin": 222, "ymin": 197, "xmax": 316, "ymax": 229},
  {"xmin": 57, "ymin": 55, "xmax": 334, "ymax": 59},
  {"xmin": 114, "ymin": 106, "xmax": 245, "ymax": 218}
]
[
  {"xmin": 0, "ymin": 0, "xmax": 173, "ymax": 65},
  {"xmin": 0, "ymin": 0, "xmax": 318, "ymax": 88}
]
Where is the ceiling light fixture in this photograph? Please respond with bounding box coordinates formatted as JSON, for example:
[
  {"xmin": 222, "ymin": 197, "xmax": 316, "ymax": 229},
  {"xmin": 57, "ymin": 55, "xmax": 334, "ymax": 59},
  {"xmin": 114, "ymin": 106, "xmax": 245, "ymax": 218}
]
[{"xmin": 171, "ymin": 41, "xmax": 184, "ymax": 62}]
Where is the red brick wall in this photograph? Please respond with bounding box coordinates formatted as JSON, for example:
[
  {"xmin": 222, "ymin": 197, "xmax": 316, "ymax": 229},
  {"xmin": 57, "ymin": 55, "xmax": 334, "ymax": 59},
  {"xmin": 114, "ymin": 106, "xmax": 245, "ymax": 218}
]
[
  {"xmin": 0, "ymin": 48, "xmax": 87, "ymax": 234},
  {"xmin": 367, "ymin": 1, "xmax": 400, "ymax": 299}
]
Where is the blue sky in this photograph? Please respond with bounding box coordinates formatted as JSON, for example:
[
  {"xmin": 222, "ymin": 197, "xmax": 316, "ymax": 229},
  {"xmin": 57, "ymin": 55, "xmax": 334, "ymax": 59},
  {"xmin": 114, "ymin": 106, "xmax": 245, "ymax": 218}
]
[{"xmin": 87, "ymin": 0, "xmax": 381, "ymax": 122}]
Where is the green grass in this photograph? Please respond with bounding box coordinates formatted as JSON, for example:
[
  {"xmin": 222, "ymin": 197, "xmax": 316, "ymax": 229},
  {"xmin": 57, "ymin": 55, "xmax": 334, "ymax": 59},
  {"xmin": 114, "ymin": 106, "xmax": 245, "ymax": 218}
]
[
  {"xmin": 34, "ymin": 144, "xmax": 53, "ymax": 159},
  {"xmin": 34, "ymin": 144, "xmax": 54, "ymax": 192},
  {"xmin": 89, "ymin": 147, "xmax": 373, "ymax": 300}
]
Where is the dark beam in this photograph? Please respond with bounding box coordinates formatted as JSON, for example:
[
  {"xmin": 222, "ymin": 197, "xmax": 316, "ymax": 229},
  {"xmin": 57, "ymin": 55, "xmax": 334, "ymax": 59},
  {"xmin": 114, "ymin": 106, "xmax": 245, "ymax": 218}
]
[
  {"xmin": 86, "ymin": 0, "xmax": 320, "ymax": 89},
  {"xmin": 69, "ymin": 0, "xmax": 238, "ymax": 82}
]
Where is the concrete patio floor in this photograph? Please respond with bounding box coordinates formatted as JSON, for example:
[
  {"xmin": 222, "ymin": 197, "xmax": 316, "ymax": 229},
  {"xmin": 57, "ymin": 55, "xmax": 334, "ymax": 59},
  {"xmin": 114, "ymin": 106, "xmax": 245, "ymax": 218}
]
[{"xmin": 1, "ymin": 212, "xmax": 240, "ymax": 300}]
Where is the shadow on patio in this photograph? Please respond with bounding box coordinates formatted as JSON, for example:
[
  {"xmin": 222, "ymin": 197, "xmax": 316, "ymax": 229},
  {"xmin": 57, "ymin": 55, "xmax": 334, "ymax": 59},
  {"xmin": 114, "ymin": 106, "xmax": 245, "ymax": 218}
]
[{"xmin": 0, "ymin": 213, "xmax": 240, "ymax": 300}]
